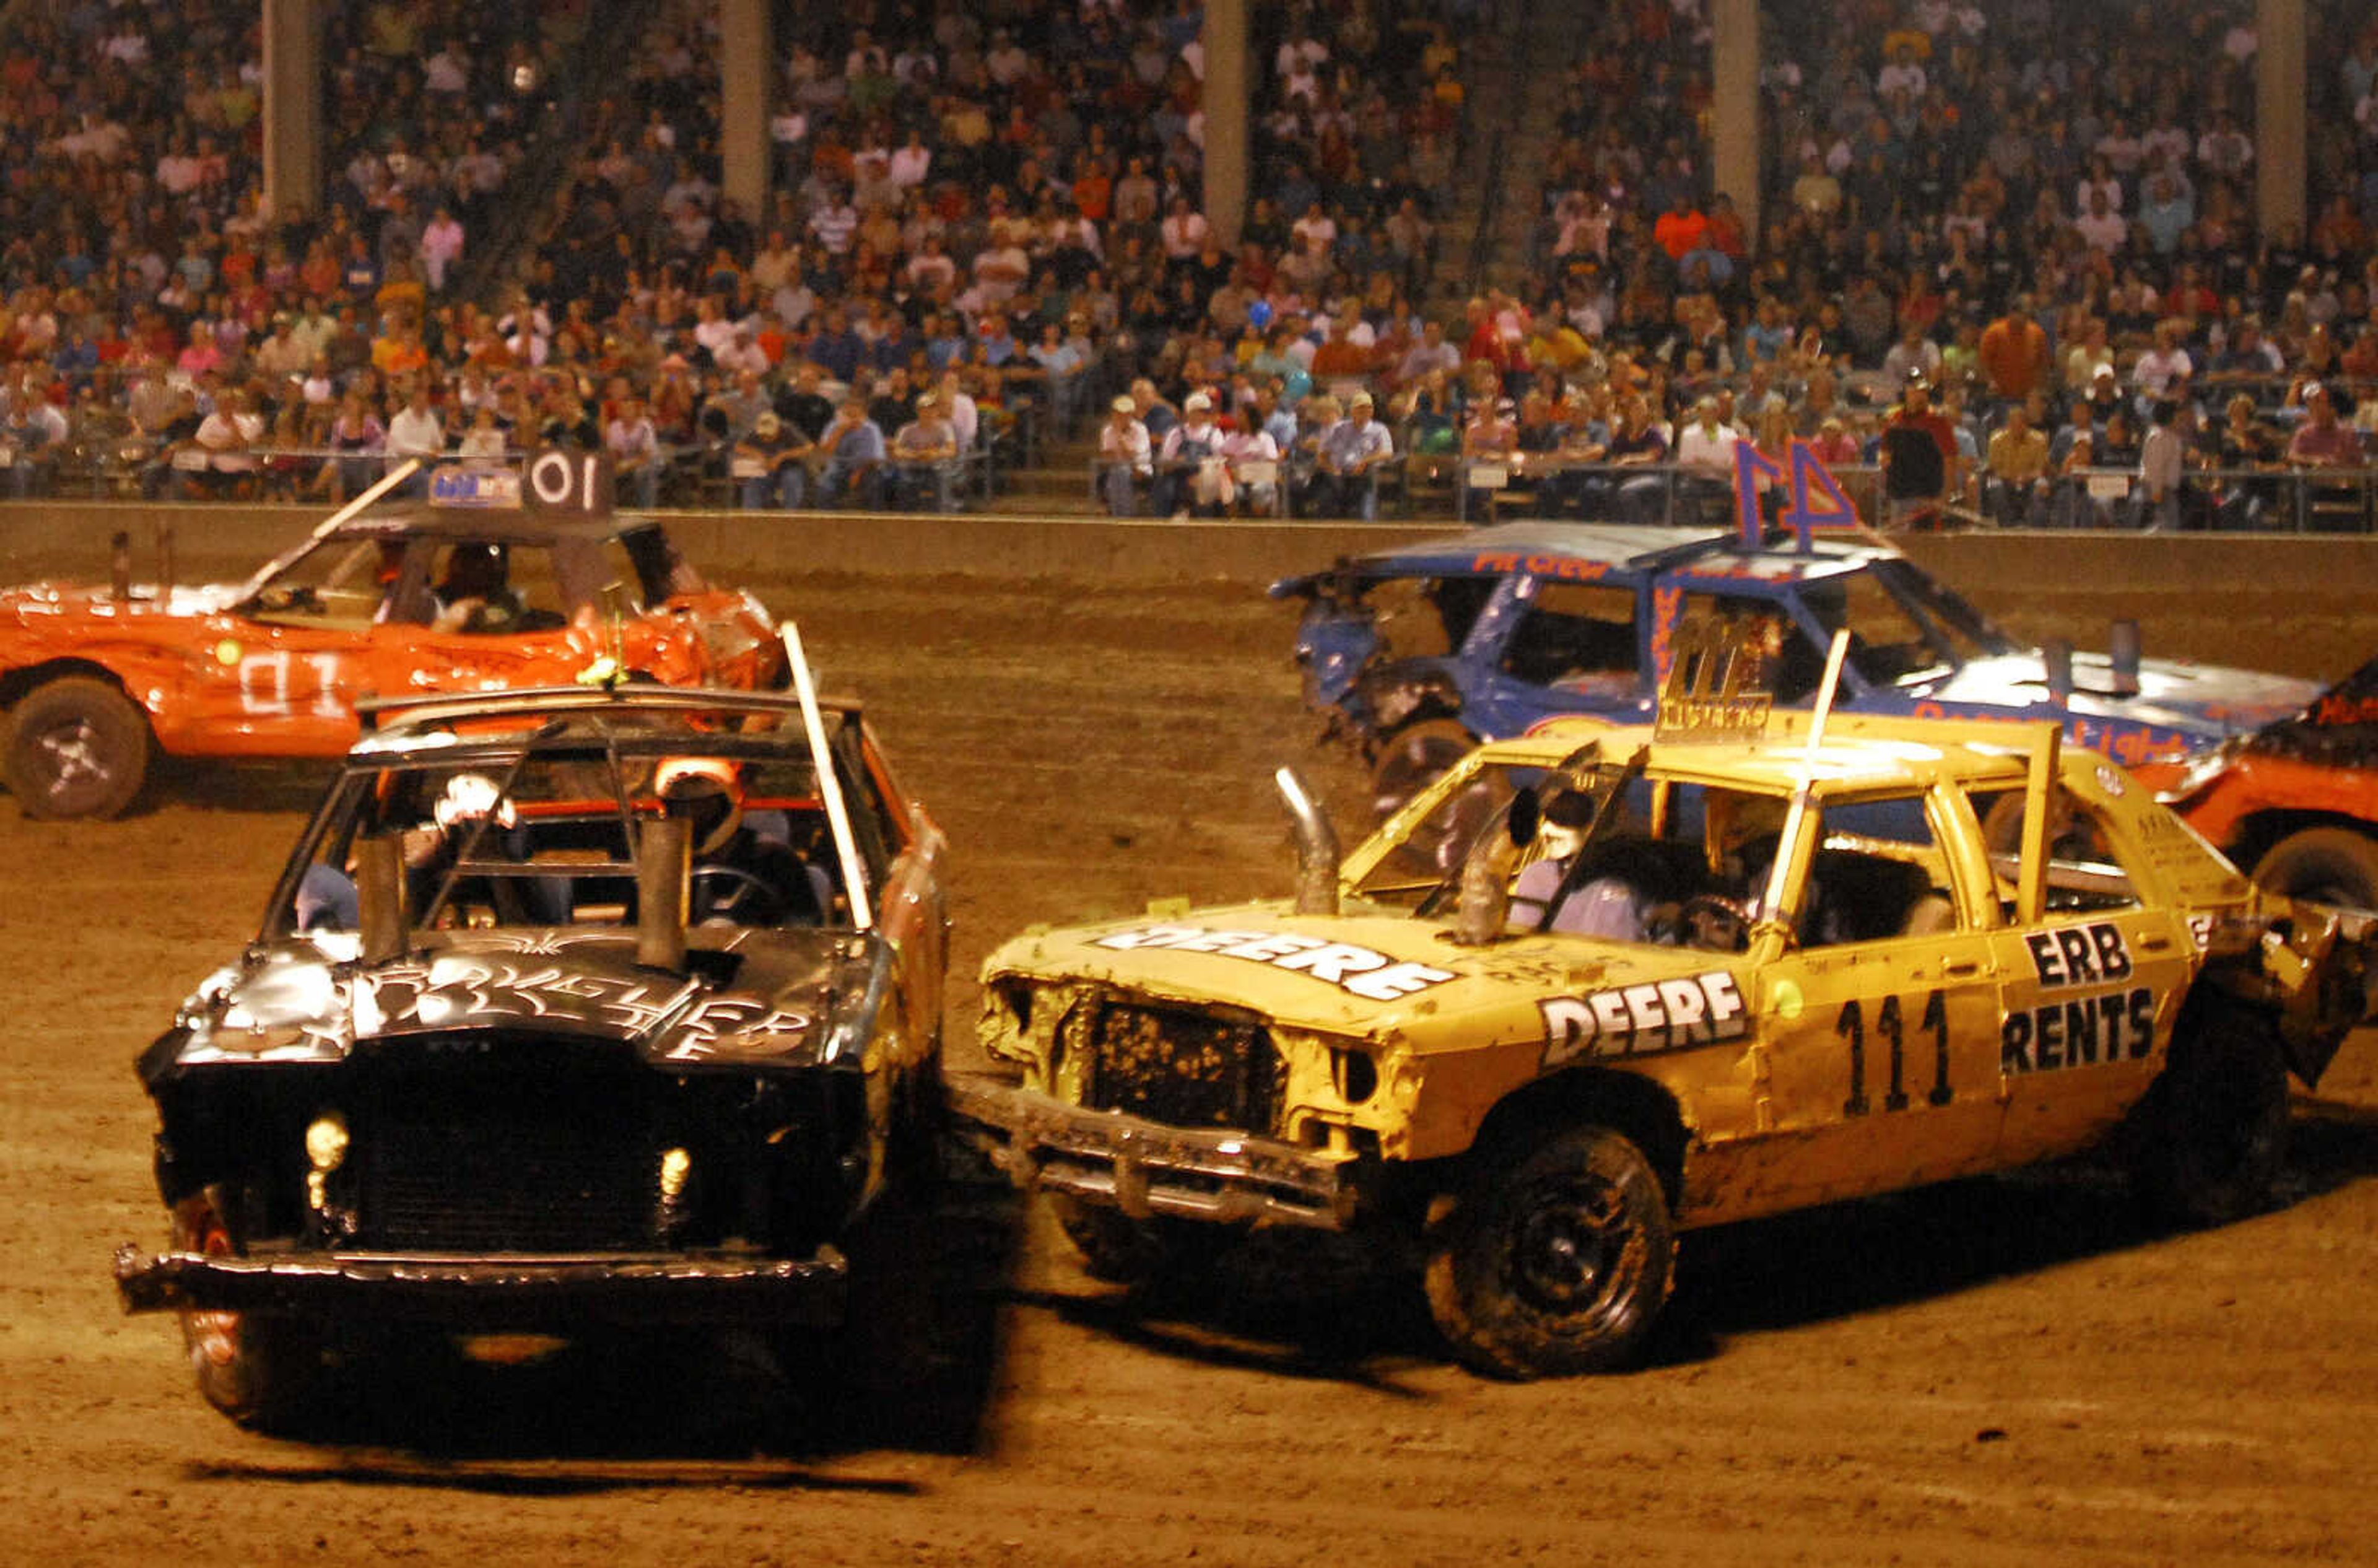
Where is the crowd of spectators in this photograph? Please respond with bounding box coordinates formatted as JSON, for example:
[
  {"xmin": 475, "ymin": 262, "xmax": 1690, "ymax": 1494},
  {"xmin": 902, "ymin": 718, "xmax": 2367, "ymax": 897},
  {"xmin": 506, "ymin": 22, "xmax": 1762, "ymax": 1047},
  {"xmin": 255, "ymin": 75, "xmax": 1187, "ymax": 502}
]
[{"xmin": 1, "ymin": 0, "xmax": 2377, "ymax": 529}]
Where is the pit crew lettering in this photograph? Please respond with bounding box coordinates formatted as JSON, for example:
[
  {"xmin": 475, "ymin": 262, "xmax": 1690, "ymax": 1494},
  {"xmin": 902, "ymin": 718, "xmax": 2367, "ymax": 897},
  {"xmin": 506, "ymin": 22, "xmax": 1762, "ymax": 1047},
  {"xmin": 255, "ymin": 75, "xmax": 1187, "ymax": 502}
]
[
  {"xmin": 1540, "ymin": 971, "xmax": 1745, "ymax": 1067},
  {"xmin": 2026, "ymin": 921, "xmax": 2132, "ymax": 987},
  {"xmin": 1091, "ymin": 924, "xmax": 1454, "ymax": 1001},
  {"xmin": 2000, "ymin": 986, "xmax": 2156, "ymax": 1073}
]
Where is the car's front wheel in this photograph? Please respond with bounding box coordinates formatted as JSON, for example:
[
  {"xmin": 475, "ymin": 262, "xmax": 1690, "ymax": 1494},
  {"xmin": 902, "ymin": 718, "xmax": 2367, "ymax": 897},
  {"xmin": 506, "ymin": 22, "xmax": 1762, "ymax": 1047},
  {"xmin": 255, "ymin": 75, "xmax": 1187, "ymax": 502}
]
[
  {"xmin": 2128, "ymin": 998, "xmax": 2289, "ymax": 1227},
  {"xmin": 1050, "ymin": 1194, "xmax": 1225, "ymax": 1286},
  {"xmin": 1425, "ymin": 1123, "xmax": 1673, "ymax": 1378},
  {"xmin": 2252, "ymin": 826, "xmax": 2378, "ymax": 912},
  {"xmin": 4, "ymin": 676, "xmax": 152, "ymax": 819},
  {"xmin": 172, "ymin": 1197, "xmax": 326, "ymax": 1434}
]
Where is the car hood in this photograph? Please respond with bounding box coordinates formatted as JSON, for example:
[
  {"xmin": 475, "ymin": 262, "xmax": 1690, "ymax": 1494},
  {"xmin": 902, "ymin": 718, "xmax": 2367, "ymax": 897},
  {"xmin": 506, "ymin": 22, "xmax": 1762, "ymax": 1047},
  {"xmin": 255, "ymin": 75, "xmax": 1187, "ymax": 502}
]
[
  {"xmin": 1921, "ymin": 653, "xmax": 2320, "ymax": 745},
  {"xmin": 985, "ymin": 900, "xmax": 1748, "ymax": 1054},
  {"xmin": 150, "ymin": 927, "xmax": 887, "ymax": 1079}
]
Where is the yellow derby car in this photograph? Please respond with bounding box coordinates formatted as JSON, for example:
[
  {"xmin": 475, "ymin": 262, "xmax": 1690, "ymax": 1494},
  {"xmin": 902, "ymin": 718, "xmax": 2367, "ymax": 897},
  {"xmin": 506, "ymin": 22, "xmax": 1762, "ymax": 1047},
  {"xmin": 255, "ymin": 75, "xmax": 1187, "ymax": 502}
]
[{"xmin": 957, "ymin": 707, "xmax": 2374, "ymax": 1379}]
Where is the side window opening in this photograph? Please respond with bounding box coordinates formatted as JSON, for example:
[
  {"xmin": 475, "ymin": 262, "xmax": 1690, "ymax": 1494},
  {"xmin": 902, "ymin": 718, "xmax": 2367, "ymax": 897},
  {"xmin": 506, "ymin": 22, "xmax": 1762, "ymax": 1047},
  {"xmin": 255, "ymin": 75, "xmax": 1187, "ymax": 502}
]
[
  {"xmin": 1800, "ymin": 795, "xmax": 1959, "ymax": 946},
  {"xmin": 1969, "ymin": 786, "xmax": 2142, "ymax": 914},
  {"xmin": 1500, "ymin": 581, "xmax": 1642, "ymax": 692}
]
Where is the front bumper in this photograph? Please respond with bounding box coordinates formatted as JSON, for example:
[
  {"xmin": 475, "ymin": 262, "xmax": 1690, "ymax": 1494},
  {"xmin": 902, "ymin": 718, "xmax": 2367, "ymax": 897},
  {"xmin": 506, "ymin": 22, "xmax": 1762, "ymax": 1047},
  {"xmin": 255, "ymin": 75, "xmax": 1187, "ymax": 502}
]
[
  {"xmin": 947, "ymin": 1075, "xmax": 1357, "ymax": 1230},
  {"xmin": 113, "ymin": 1246, "xmax": 847, "ymax": 1328}
]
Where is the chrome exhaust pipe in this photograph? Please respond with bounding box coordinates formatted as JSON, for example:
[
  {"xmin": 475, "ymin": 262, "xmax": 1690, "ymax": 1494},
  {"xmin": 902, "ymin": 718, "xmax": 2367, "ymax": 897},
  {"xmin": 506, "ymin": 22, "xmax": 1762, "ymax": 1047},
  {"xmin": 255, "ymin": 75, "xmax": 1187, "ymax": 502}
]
[
  {"xmin": 355, "ymin": 834, "xmax": 408, "ymax": 965},
  {"xmin": 637, "ymin": 816, "xmax": 690, "ymax": 971},
  {"xmin": 1274, "ymin": 766, "xmax": 1339, "ymax": 916}
]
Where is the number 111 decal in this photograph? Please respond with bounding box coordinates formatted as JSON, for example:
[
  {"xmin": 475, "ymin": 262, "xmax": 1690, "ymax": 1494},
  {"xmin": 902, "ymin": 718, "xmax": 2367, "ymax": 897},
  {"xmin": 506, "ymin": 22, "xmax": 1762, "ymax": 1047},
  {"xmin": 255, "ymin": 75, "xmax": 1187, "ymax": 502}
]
[{"xmin": 1838, "ymin": 990, "xmax": 1953, "ymax": 1115}]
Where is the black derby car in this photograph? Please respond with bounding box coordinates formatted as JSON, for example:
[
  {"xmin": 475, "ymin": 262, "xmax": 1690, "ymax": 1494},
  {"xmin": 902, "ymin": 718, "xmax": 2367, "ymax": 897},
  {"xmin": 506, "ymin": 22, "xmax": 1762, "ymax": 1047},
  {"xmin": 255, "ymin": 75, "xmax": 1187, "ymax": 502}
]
[{"xmin": 113, "ymin": 680, "xmax": 949, "ymax": 1431}]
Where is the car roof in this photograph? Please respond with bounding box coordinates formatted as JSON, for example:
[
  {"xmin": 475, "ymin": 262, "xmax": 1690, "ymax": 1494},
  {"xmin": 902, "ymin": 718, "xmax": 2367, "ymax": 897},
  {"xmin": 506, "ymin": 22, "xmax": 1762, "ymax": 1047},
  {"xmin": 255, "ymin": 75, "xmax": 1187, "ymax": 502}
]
[
  {"xmin": 1276, "ymin": 523, "xmax": 1896, "ymax": 592},
  {"xmin": 1482, "ymin": 713, "xmax": 2047, "ymax": 795},
  {"xmin": 326, "ymin": 505, "xmax": 660, "ymax": 547}
]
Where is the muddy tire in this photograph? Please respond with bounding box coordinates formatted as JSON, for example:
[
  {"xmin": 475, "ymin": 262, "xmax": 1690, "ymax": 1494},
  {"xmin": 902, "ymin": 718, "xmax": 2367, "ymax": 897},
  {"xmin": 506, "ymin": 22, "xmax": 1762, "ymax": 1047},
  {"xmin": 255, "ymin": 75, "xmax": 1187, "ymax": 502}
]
[
  {"xmin": 2129, "ymin": 998, "xmax": 2289, "ymax": 1228},
  {"xmin": 173, "ymin": 1200, "xmax": 327, "ymax": 1434},
  {"xmin": 1426, "ymin": 1124, "xmax": 1673, "ymax": 1379},
  {"xmin": 2252, "ymin": 827, "xmax": 2378, "ymax": 913},
  {"xmin": 1370, "ymin": 716, "xmax": 1492, "ymax": 874},
  {"xmin": 4, "ymin": 677, "xmax": 151, "ymax": 820},
  {"xmin": 1050, "ymin": 1195, "xmax": 1223, "ymax": 1286}
]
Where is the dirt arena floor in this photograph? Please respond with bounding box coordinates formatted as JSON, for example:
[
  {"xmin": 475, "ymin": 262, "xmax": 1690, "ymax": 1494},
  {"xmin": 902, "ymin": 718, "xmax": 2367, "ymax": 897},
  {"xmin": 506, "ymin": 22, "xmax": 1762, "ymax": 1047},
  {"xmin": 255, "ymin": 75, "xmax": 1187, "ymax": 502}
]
[{"xmin": 3, "ymin": 553, "xmax": 2376, "ymax": 1567}]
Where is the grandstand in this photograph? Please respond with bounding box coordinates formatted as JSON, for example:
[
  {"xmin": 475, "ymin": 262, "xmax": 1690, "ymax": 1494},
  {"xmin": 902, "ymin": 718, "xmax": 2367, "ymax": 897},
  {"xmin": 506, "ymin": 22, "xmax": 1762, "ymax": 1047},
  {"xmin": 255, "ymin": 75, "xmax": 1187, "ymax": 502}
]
[{"xmin": 0, "ymin": 0, "xmax": 2371, "ymax": 531}]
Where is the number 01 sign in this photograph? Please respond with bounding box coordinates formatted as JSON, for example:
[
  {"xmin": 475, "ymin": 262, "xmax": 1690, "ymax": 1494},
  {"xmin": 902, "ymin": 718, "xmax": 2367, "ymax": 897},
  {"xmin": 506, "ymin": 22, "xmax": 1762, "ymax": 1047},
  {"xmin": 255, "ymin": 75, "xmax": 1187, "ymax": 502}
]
[{"xmin": 1732, "ymin": 438, "xmax": 1863, "ymax": 550}]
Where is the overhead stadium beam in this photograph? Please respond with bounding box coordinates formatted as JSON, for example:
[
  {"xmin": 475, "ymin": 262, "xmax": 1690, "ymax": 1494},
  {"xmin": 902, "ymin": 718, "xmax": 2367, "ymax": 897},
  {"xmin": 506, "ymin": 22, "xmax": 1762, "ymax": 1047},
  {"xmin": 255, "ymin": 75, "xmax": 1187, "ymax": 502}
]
[
  {"xmin": 1712, "ymin": 0, "xmax": 1759, "ymax": 240},
  {"xmin": 2256, "ymin": 0, "xmax": 2306, "ymax": 238}
]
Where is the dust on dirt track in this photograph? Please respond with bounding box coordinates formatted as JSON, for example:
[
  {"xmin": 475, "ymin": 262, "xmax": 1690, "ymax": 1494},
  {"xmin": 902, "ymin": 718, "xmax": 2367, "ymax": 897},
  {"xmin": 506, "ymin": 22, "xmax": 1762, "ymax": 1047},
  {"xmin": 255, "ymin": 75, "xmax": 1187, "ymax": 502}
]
[{"xmin": 3, "ymin": 567, "xmax": 2375, "ymax": 1568}]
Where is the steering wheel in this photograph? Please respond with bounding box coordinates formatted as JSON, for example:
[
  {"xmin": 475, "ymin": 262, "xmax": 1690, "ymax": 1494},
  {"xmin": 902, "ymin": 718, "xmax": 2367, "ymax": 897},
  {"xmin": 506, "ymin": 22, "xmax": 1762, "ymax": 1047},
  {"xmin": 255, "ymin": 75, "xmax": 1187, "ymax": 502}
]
[
  {"xmin": 257, "ymin": 583, "xmax": 321, "ymax": 613},
  {"xmin": 1678, "ymin": 892, "xmax": 1754, "ymax": 952},
  {"xmin": 690, "ymin": 864, "xmax": 787, "ymax": 925}
]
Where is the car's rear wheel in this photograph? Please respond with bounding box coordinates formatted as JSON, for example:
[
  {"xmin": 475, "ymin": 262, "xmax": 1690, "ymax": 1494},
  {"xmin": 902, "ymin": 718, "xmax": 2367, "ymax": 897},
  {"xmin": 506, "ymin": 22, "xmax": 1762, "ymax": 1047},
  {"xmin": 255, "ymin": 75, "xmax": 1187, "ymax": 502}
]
[
  {"xmin": 2128, "ymin": 998, "xmax": 2290, "ymax": 1228},
  {"xmin": 172, "ymin": 1197, "xmax": 326, "ymax": 1434},
  {"xmin": 4, "ymin": 677, "xmax": 152, "ymax": 819},
  {"xmin": 1425, "ymin": 1123, "xmax": 1672, "ymax": 1378}
]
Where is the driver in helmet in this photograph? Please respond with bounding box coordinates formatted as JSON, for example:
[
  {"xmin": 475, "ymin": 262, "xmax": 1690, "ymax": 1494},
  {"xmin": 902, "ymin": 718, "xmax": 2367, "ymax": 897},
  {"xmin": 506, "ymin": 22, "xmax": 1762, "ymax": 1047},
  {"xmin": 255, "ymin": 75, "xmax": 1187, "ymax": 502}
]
[
  {"xmin": 654, "ymin": 757, "xmax": 816, "ymax": 925},
  {"xmin": 430, "ymin": 542, "xmax": 524, "ymax": 634},
  {"xmin": 1507, "ymin": 787, "xmax": 1668, "ymax": 940}
]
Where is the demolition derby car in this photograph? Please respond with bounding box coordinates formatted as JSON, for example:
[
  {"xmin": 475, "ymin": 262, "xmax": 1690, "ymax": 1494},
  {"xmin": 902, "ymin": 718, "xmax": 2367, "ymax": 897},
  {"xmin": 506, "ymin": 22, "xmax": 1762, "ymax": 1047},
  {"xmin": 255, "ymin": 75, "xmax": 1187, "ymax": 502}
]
[
  {"xmin": 1274, "ymin": 522, "xmax": 2319, "ymax": 848},
  {"xmin": 114, "ymin": 674, "xmax": 948, "ymax": 1431},
  {"xmin": 2163, "ymin": 650, "xmax": 2378, "ymax": 913},
  {"xmin": 960, "ymin": 701, "xmax": 2372, "ymax": 1378},
  {"xmin": 1, "ymin": 455, "xmax": 782, "ymax": 819}
]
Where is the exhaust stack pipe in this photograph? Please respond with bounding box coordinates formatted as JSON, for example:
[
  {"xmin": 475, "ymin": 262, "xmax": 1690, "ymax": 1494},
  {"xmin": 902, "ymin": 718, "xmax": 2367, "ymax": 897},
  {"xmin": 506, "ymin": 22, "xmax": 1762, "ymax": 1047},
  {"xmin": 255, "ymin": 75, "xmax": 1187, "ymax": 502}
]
[
  {"xmin": 2107, "ymin": 619, "xmax": 2141, "ymax": 697},
  {"xmin": 637, "ymin": 817, "xmax": 690, "ymax": 972},
  {"xmin": 154, "ymin": 523, "xmax": 175, "ymax": 604},
  {"xmin": 110, "ymin": 531, "xmax": 131, "ymax": 604},
  {"xmin": 355, "ymin": 834, "xmax": 408, "ymax": 965},
  {"xmin": 2042, "ymin": 637, "xmax": 2073, "ymax": 703},
  {"xmin": 1274, "ymin": 766, "xmax": 1340, "ymax": 916}
]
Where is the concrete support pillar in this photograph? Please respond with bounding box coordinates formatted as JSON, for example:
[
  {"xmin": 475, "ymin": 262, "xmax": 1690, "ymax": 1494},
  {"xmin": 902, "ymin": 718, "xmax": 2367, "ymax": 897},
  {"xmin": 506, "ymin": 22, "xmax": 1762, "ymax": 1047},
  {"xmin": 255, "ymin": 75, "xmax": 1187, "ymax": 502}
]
[
  {"xmin": 262, "ymin": 0, "xmax": 321, "ymax": 224},
  {"xmin": 2255, "ymin": 0, "xmax": 2306, "ymax": 238},
  {"xmin": 1201, "ymin": 0, "xmax": 1248, "ymax": 248},
  {"xmin": 1710, "ymin": 0, "xmax": 1760, "ymax": 242},
  {"xmin": 720, "ymin": 0, "xmax": 772, "ymax": 232}
]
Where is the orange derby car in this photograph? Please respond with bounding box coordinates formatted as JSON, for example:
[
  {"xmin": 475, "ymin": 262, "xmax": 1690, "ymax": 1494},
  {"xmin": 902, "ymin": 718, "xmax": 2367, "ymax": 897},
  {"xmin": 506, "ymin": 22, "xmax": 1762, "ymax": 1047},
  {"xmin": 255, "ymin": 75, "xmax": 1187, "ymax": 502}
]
[{"xmin": 1, "ymin": 461, "xmax": 782, "ymax": 818}]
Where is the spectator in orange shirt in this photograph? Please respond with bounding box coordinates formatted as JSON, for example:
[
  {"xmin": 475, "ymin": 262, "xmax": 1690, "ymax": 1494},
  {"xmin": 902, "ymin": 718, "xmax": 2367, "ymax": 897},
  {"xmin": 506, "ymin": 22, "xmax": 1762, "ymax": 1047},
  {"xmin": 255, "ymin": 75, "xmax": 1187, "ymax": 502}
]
[
  {"xmin": 1652, "ymin": 193, "xmax": 1709, "ymax": 264},
  {"xmin": 1977, "ymin": 295, "xmax": 2052, "ymax": 410}
]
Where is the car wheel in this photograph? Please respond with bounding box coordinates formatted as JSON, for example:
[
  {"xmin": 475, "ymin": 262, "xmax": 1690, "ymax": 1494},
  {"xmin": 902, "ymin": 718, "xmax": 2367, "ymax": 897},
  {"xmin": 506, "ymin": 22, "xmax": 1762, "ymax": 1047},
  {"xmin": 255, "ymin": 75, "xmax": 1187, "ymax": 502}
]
[
  {"xmin": 2252, "ymin": 827, "xmax": 2378, "ymax": 912},
  {"xmin": 1049, "ymin": 1194, "xmax": 1222, "ymax": 1286},
  {"xmin": 2129, "ymin": 998, "xmax": 2289, "ymax": 1228},
  {"xmin": 1425, "ymin": 1123, "xmax": 1672, "ymax": 1378},
  {"xmin": 4, "ymin": 677, "xmax": 152, "ymax": 819},
  {"xmin": 1370, "ymin": 717, "xmax": 1492, "ymax": 874},
  {"xmin": 172, "ymin": 1198, "xmax": 326, "ymax": 1434}
]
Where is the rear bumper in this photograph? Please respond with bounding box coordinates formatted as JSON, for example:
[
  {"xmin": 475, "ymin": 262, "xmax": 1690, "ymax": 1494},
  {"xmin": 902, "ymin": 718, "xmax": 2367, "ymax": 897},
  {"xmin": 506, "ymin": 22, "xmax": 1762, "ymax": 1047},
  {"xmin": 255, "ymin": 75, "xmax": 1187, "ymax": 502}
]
[
  {"xmin": 113, "ymin": 1245, "xmax": 847, "ymax": 1328},
  {"xmin": 947, "ymin": 1075, "xmax": 1357, "ymax": 1230}
]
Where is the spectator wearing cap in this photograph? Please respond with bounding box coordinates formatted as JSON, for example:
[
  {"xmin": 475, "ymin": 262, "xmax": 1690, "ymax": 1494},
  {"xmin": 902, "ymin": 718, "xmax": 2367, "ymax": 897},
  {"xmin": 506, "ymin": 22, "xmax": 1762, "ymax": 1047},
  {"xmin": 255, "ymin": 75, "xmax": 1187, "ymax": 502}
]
[
  {"xmin": 733, "ymin": 409, "xmax": 812, "ymax": 510},
  {"xmin": 889, "ymin": 391, "xmax": 962, "ymax": 512},
  {"xmin": 1314, "ymin": 390, "xmax": 1395, "ymax": 521},
  {"xmin": 1098, "ymin": 393, "xmax": 1152, "ymax": 516},
  {"xmin": 1155, "ymin": 390, "xmax": 1229, "ymax": 518}
]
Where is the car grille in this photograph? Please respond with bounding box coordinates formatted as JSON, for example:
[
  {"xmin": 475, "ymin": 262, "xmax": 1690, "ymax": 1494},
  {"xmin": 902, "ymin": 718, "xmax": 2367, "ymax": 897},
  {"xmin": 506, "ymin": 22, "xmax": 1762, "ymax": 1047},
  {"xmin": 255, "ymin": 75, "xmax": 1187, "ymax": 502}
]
[
  {"xmin": 1075, "ymin": 1001, "xmax": 1286, "ymax": 1133},
  {"xmin": 352, "ymin": 1040, "xmax": 661, "ymax": 1252}
]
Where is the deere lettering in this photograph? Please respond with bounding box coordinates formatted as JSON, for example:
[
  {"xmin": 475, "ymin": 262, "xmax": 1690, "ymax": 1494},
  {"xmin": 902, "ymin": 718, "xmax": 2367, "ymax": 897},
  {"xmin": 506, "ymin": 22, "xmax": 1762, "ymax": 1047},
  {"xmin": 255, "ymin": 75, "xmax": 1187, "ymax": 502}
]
[
  {"xmin": 1540, "ymin": 971, "xmax": 1747, "ymax": 1066},
  {"xmin": 2026, "ymin": 921, "xmax": 2133, "ymax": 987},
  {"xmin": 2000, "ymin": 986, "xmax": 2156, "ymax": 1073},
  {"xmin": 1091, "ymin": 925, "xmax": 1454, "ymax": 1002}
]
